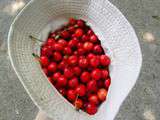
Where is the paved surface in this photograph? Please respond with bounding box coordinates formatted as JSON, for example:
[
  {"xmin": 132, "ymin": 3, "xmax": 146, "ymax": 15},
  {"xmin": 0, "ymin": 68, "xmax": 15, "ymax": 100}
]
[{"xmin": 0, "ymin": 0, "xmax": 160, "ymax": 120}]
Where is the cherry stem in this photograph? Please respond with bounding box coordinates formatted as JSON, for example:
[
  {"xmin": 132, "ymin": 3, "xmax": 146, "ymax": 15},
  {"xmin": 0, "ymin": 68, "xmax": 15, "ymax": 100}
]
[
  {"xmin": 32, "ymin": 53, "xmax": 40, "ymax": 61},
  {"xmin": 75, "ymin": 94, "xmax": 80, "ymax": 111},
  {"xmin": 29, "ymin": 35, "xmax": 43, "ymax": 43}
]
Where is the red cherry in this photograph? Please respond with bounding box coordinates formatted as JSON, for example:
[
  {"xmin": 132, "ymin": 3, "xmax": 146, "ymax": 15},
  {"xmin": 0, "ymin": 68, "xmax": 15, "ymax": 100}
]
[
  {"xmin": 68, "ymin": 55, "xmax": 78, "ymax": 66},
  {"xmin": 40, "ymin": 56, "xmax": 49, "ymax": 67},
  {"xmin": 104, "ymin": 78, "xmax": 111, "ymax": 88},
  {"xmin": 82, "ymin": 35, "xmax": 89, "ymax": 42},
  {"xmin": 74, "ymin": 99, "xmax": 83, "ymax": 109},
  {"xmin": 86, "ymin": 103, "xmax": 97, "ymax": 115},
  {"xmin": 43, "ymin": 68, "xmax": 48, "ymax": 76},
  {"xmin": 83, "ymin": 42, "xmax": 94, "ymax": 51},
  {"xmin": 64, "ymin": 68, "xmax": 74, "ymax": 79},
  {"xmin": 47, "ymin": 38, "xmax": 55, "ymax": 46},
  {"xmin": 61, "ymin": 30, "xmax": 70, "ymax": 39},
  {"xmin": 77, "ymin": 19, "xmax": 85, "ymax": 28},
  {"xmin": 58, "ymin": 60, "xmax": 66, "ymax": 70},
  {"xmin": 93, "ymin": 45, "xmax": 103, "ymax": 54},
  {"xmin": 41, "ymin": 46, "xmax": 52, "ymax": 57},
  {"xmin": 91, "ymin": 69, "xmax": 102, "ymax": 80},
  {"xmin": 78, "ymin": 58, "xmax": 88, "ymax": 68},
  {"xmin": 101, "ymin": 70, "xmax": 109, "ymax": 79},
  {"xmin": 90, "ymin": 35, "xmax": 98, "ymax": 43},
  {"xmin": 87, "ymin": 80, "xmax": 97, "ymax": 92},
  {"xmin": 59, "ymin": 88, "xmax": 66, "ymax": 96},
  {"xmin": 68, "ymin": 26, "xmax": 75, "ymax": 33},
  {"xmin": 100, "ymin": 55, "xmax": 111, "ymax": 66},
  {"xmin": 77, "ymin": 42, "xmax": 83, "ymax": 48},
  {"xmin": 48, "ymin": 77, "xmax": 54, "ymax": 84},
  {"xmin": 74, "ymin": 51, "xmax": 78, "ymax": 55},
  {"xmin": 87, "ymin": 53, "xmax": 96, "ymax": 59},
  {"xmin": 47, "ymin": 62, "xmax": 57, "ymax": 72},
  {"xmin": 87, "ymin": 29, "xmax": 94, "ymax": 36},
  {"xmin": 89, "ymin": 56, "xmax": 100, "ymax": 68},
  {"xmin": 97, "ymin": 88, "xmax": 107, "ymax": 101},
  {"xmin": 75, "ymin": 28, "xmax": 83, "ymax": 37},
  {"xmin": 69, "ymin": 18, "xmax": 77, "ymax": 25},
  {"xmin": 97, "ymin": 80, "xmax": 104, "ymax": 88},
  {"xmin": 88, "ymin": 95, "xmax": 99, "ymax": 105},
  {"xmin": 67, "ymin": 89, "xmax": 76, "ymax": 102},
  {"xmin": 76, "ymin": 84, "xmax": 86, "ymax": 97},
  {"xmin": 58, "ymin": 39, "xmax": 67, "ymax": 47},
  {"xmin": 57, "ymin": 76, "xmax": 67, "ymax": 87},
  {"xmin": 80, "ymin": 71, "xmax": 91, "ymax": 83},
  {"xmin": 64, "ymin": 47, "xmax": 72, "ymax": 55},
  {"xmin": 77, "ymin": 48, "xmax": 85, "ymax": 55},
  {"xmin": 73, "ymin": 66, "xmax": 82, "ymax": 76},
  {"xmin": 79, "ymin": 55, "xmax": 85, "ymax": 59},
  {"xmin": 68, "ymin": 39, "xmax": 78, "ymax": 48},
  {"xmin": 52, "ymin": 72, "xmax": 61, "ymax": 81},
  {"xmin": 53, "ymin": 43, "xmax": 63, "ymax": 51},
  {"xmin": 68, "ymin": 77, "xmax": 79, "ymax": 89},
  {"xmin": 53, "ymin": 51, "xmax": 62, "ymax": 62}
]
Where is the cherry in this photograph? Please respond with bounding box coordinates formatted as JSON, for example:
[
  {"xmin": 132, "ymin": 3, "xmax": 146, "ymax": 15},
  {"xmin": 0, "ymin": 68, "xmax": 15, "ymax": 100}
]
[
  {"xmin": 73, "ymin": 51, "xmax": 78, "ymax": 55},
  {"xmin": 90, "ymin": 35, "xmax": 98, "ymax": 43},
  {"xmin": 47, "ymin": 62, "xmax": 57, "ymax": 72},
  {"xmin": 61, "ymin": 30, "xmax": 70, "ymax": 39},
  {"xmin": 77, "ymin": 48, "xmax": 85, "ymax": 55},
  {"xmin": 47, "ymin": 38, "xmax": 55, "ymax": 46},
  {"xmin": 97, "ymin": 88, "xmax": 107, "ymax": 101},
  {"xmin": 64, "ymin": 47, "xmax": 72, "ymax": 55},
  {"xmin": 82, "ymin": 34, "xmax": 89, "ymax": 42},
  {"xmin": 86, "ymin": 103, "xmax": 97, "ymax": 115},
  {"xmin": 52, "ymin": 72, "xmax": 61, "ymax": 81},
  {"xmin": 87, "ymin": 80, "xmax": 97, "ymax": 92},
  {"xmin": 83, "ymin": 42, "xmax": 94, "ymax": 51},
  {"xmin": 91, "ymin": 69, "xmax": 102, "ymax": 80},
  {"xmin": 58, "ymin": 60, "xmax": 66, "ymax": 70},
  {"xmin": 68, "ymin": 77, "xmax": 79, "ymax": 89},
  {"xmin": 80, "ymin": 71, "xmax": 91, "ymax": 83},
  {"xmin": 75, "ymin": 28, "xmax": 83, "ymax": 37},
  {"xmin": 89, "ymin": 56, "xmax": 100, "ymax": 68},
  {"xmin": 67, "ymin": 89, "xmax": 76, "ymax": 102},
  {"xmin": 104, "ymin": 78, "xmax": 111, "ymax": 88},
  {"xmin": 68, "ymin": 39, "xmax": 78, "ymax": 48},
  {"xmin": 88, "ymin": 95, "xmax": 99, "ymax": 105},
  {"xmin": 53, "ymin": 51, "xmax": 62, "ymax": 62},
  {"xmin": 78, "ymin": 58, "xmax": 88, "ymax": 68},
  {"xmin": 87, "ymin": 29, "xmax": 94, "ymax": 36},
  {"xmin": 87, "ymin": 53, "xmax": 95, "ymax": 59},
  {"xmin": 40, "ymin": 56, "xmax": 49, "ymax": 67},
  {"xmin": 73, "ymin": 66, "xmax": 82, "ymax": 76},
  {"xmin": 57, "ymin": 76, "xmax": 67, "ymax": 87},
  {"xmin": 58, "ymin": 39, "xmax": 67, "ymax": 47},
  {"xmin": 59, "ymin": 88, "xmax": 66, "ymax": 96},
  {"xmin": 69, "ymin": 18, "xmax": 77, "ymax": 25},
  {"xmin": 41, "ymin": 46, "xmax": 52, "ymax": 57},
  {"xmin": 43, "ymin": 68, "xmax": 48, "ymax": 76},
  {"xmin": 77, "ymin": 42, "xmax": 83, "ymax": 48},
  {"xmin": 68, "ymin": 26, "xmax": 75, "ymax": 33},
  {"xmin": 77, "ymin": 19, "xmax": 85, "ymax": 28},
  {"xmin": 100, "ymin": 55, "xmax": 111, "ymax": 66},
  {"xmin": 101, "ymin": 70, "xmax": 109, "ymax": 79},
  {"xmin": 64, "ymin": 67, "xmax": 74, "ymax": 79},
  {"xmin": 93, "ymin": 45, "xmax": 103, "ymax": 54},
  {"xmin": 48, "ymin": 77, "xmax": 54, "ymax": 84},
  {"xmin": 76, "ymin": 84, "xmax": 86, "ymax": 97},
  {"xmin": 68, "ymin": 55, "xmax": 78, "ymax": 66},
  {"xmin": 97, "ymin": 80, "xmax": 104, "ymax": 88},
  {"xmin": 53, "ymin": 43, "xmax": 63, "ymax": 51},
  {"xmin": 74, "ymin": 99, "xmax": 83, "ymax": 109}
]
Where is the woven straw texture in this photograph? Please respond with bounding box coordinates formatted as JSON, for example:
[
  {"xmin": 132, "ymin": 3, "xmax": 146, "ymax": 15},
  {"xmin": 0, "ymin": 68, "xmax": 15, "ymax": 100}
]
[{"xmin": 8, "ymin": 0, "xmax": 142, "ymax": 120}]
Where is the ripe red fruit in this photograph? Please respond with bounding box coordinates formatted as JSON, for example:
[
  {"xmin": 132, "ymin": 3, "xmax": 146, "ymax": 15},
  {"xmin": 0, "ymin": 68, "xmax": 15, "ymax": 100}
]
[
  {"xmin": 43, "ymin": 68, "xmax": 48, "ymax": 76},
  {"xmin": 86, "ymin": 103, "xmax": 97, "ymax": 115},
  {"xmin": 77, "ymin": 19, "xmax": 85, "ymax": 28},
  {"xmin": 68, "ymin": 39, "xmax": 78, "ymax": 48},
  {"xmin": 97, "ymin": 80, "xmax": 104, "ymax": 88},
  {"xmin": 41, "ymin": 46, "xmax": 50, "ymax": 56},
  {"xmin": 47, "ymin": 38, "xmax": 55, "ymax": 46},
  {"xmin": 73, "ymin": 66, "xmax": 81, "ymax": 76},
  {"xmin": 74, "ymin": 99, "xmax": 83, "ymax": 109},
  {"xmin": 53, "ymin": 52, "xmax": 62, "ymax": 62},
  {"xmin": 58, "ymin": 39, "xmax": 67, "ymax": 47},
  {"xmin": 40, "ymin": 56, "xmax": 49, "ymax": 67},
  {"xmin": 76, "ymin": 84, "xmax": 86, "ymax": 97},
  {"xmin": 68, "ymin": 77, "xmax": 79, "ymax": 89},
  {"xmin": 78, "ymin": 58, "xmax": 88, "ymax": 68},
  {"xmin": 87, "ymin": 29, "xmax": 94, "ymax": 36},
  {"xmin": 61, "ymin": 30, "xmax": 70, "ymax": 39},
  {"xmin": 89, "ymin": 56, "xmax": 100, "ymax": 68},
  {"xmin": 74, "ymin": 51, "xmax": 78, "ymax": 55},
  {"xmin": 83, "ymin": 42, "xmax": 94, "ymax": 51},
  {"xmin": 48, "ymin": 77, "xmax": 53, "ymax": 84},
  {"xmin": 87, "ymin": 53, "xmax": 95, "ymax": 59},
  {"xmin": 64, "ymin": 68, "xmax": 74, "ymax": 79},
  {"xmin": 77, "ymin": 48, "xmax": 85, "ymax": 55},
  {"xmin": 52, "ymin": 72, "xmax": 61, "ymax": 81},
  {"xmin": 64, "ymin": 47, "xmax": 72, "ymax": 55},
  {"xmin": 75, "ymin": 28, "xmax": 83, "ymax": 37},
  {"xmin": 80, "ymin": 71, "xmax": 91, "ymax": 83},
  {"xmin": 58, "ymin": 60, "xmax": 66, "ymax": 70},
  {"xmin": 90, "ymin": 35, "xmax": 98, "ymax": 43},
  {"xmin": 53, "ymin": 43, "xmax": 63, "ymax": 51},
  {"xmin": 88, "ymin": 95, "xmax": 99, "ymax": 105},
  {"xmin": 59, "ymin": 88, "xmax": 66, "ymax": 96},
  {"xmin": 57, "ymin": 76, "xmax": 67, "ymax": 87},
  {"xmin": 87, "ymin": 80, "xmax": 97, "ymax": 92},
  {"xmin": 77, "ymin": 42, "xmax": 83, "ymax": 48},
  {"xmin": 97, "ymin": 88, "xmax": 107, "ymax": 101},
  {"xmin": 68, "ymin": 55, "xmax": 78, "ymax": 66},
  {"xmin": 68, "ymin": 26, "xmax": 75, "ymax": 33},
  {"xmin": 47, "ymin": 62, "xmax": 57, "ymax": 72},
  {"xmin": 82, "ymin": 35, "xmax": 89, "ymax": 42},
  {"xmin": 100, "ymin": 55, "xmax": 111, "ymax": 66},
  {"xmin": 101, "ymin": 70, "xmax": 109, "ymax": 79},
  {"xmin": 93, "ymin": 45, "xmax": 103, "ymax": 54},
  {"xmin": 69, "ymin": 18, "xmax": 77, "ymax": 25},
  {"xmin": 91, "ymin": 69, "xmax": 102, "ymax": 80},
  {"xmin": 67, "ymin": 89, "xmax": 76, "ymax": 102},
  {"xmin": 104, "ymin": 78, "xmax": 111, "ymax": 88}
]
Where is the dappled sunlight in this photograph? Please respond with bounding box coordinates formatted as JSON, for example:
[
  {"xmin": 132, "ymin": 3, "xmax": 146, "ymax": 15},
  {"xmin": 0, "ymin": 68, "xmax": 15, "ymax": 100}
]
[
  {"xmin": 3, "ymin": 0, "xmax": 25, "ymax": 15},
  {"xmin": 143, "ymin": 32, "xmax": 155, "ymax": 43},
  {"xmin": 143, "ymin": 110, "xmax": 156, "ymax": 120}
]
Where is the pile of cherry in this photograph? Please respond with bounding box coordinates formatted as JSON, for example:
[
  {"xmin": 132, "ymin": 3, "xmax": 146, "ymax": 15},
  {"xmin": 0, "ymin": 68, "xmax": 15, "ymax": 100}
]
[{"xmin": 39, "ymin": 18, "xmax": 111, "ymax": 115}]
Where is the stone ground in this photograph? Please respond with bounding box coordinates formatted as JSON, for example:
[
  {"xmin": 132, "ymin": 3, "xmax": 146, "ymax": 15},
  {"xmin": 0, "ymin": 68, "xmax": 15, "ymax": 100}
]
[{"xmin": 0, "ymin": 0, "xmax": 160, "ymax": 120}]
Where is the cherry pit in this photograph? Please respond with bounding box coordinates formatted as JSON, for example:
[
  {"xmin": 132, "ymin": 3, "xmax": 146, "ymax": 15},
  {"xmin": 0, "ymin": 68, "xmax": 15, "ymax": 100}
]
[{"xmin": 36, "ymin": 18, "xmax": 111, "ymax": 115}]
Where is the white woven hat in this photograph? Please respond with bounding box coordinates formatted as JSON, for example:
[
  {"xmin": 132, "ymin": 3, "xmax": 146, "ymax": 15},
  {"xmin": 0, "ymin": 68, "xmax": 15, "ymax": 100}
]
[{"xmin": 8, "ymin": 0, "xmax": 142, "ymax": 120}]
